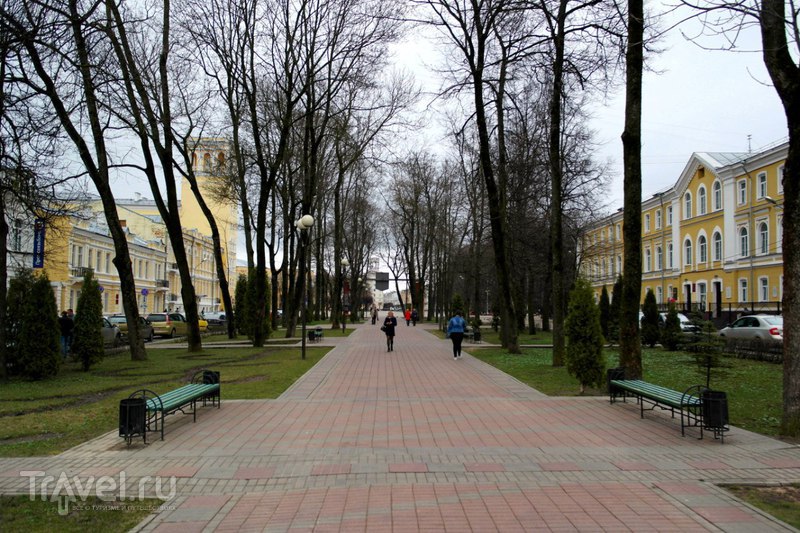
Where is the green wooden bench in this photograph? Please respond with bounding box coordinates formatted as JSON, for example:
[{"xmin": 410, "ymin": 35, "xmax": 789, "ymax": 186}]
[
  {"xmin": 609, "ymin": 373, "xmax": 706, "ymax": 439},
  {"xmin": 128, "ymin": 370, "xmax": 220, "ymax": 442}
]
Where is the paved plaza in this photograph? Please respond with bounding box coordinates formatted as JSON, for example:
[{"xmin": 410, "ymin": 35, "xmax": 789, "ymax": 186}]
[{"xmin": 2, "ymin": 321, "xmax": 800, "ymax": 531}]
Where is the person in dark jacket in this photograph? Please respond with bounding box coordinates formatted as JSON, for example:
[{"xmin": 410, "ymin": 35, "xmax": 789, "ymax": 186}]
[
  {"xmin": 58, "ymin": 311, "xmax": 74, "ymax": 359},
  {"xmin": 383, "ymin": 311, "xmax": 398, "ymax": 352},
  {"xmin": 411, "ymin": 308, "xmax": 418, "ymax": 326},
  {"xmin": 447, "ymin": 310, "xmax": 467, "ymax": 360}
]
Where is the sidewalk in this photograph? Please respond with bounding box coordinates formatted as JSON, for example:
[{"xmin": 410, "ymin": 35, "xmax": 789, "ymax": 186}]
[{"xmin": 2, "ymin": 321, "xmax": 800, "ymax": 531}]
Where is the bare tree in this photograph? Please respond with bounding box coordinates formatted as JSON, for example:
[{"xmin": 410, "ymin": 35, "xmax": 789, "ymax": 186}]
[{"xmin": 1, "ymin": 0, "xmax": 148, "ymax": 360}]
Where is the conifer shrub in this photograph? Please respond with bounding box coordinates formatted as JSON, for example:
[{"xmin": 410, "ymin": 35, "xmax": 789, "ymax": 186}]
[
  {"xmin": 70, "ymin": 270, "xmax": 104, "ymax": 371},
  {"xmin": 17, "ymin": 272, "xmax": 60, "ymax": 379},
  {"xmin": 599, "ymin": 285, "xmax": 610, "ymax": 339},
  {"xmin": 661, "ymin": 303, "xmax": 682, "ymax": 351},
  {"xmin": 565, "ymin": 278, "xmax": 606, "ymax": 394},
  {"xmin": 641, "ymin": 289, "xmax": 660, "ymax": 347}
]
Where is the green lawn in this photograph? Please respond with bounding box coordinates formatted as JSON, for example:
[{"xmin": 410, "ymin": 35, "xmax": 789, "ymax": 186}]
[
  {"xmin": 0, "ymin": 496, "xmax": 161, "ymax": 532},
  {"xmin": 0, "ymin": 343, "xmax": 328, "ymax": 457},
  {"xmin": 470, "ymin": 346, "xmax": 782, "ymax": 436}
]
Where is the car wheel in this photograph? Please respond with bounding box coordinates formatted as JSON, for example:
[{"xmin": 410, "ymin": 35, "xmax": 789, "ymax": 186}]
[
  {"xmin": 168, "ymin": 328, "xmax": 175, "ymax": 338},
  {"xmin": 113, "ymin": 334, "xmax": 121, "ymax": 348},
  {"xmin": 147, "ymin": 331, "xmax": 154, "ymax": 342}
]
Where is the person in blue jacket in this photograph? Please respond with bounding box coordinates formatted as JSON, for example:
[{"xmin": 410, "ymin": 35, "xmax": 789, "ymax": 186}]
[
  {"xmin": 383, "ymin": 311, "xmax": 398, "ymax": 352},
  {"xmin": 447, "ymin": 310, "xmax": 467, "ymax": 360}
]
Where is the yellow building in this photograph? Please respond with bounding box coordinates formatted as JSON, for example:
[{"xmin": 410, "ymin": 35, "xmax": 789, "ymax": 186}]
[
  {"xmin": 42, "ymin": 212, "xmax": 168, "ymax": 315},
  {"xmin": 582, "ymin": 140, "xmax": 786, "ymax": 320}
]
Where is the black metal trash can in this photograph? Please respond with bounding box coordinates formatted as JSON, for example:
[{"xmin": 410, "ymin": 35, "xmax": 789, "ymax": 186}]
[
  {"xmin": 119, "ymin": 398, "xmax": 147, "ymax": 445},
  {"xmin": 202, "ymin": 370, "xmax": 220, "ymax": 384},
  {"xmin": 701, "ymin": 390, "xmax": 729, "ymax": 442},
  {"xmin": 607, "ymin": 367, "xmax": 625, "ymax": 392},
  {"xmin": 473, "ymin": 330, "xmax": 481, "ymax": 342}
]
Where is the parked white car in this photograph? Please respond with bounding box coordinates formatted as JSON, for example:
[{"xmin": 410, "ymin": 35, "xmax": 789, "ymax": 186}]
[{"xmin": 719, "ymin": 315, "xmax": 783, "ymax": 342}]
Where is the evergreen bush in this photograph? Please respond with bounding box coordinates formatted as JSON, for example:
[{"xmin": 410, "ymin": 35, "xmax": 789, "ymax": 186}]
[
  {"xmin": 608, "ymin": 275, "xmax": 623, "ymax": 342},
  {"xmin": 598, "ymin": 285, "xmax": 610, "ymax": 339},
  {"xmin": 70, "ymin": 270, "xmax": 105, "ymax": 371},
  {"xmin": 5, "ymin": 269, "xmax": 35, "ymax": 374},
  {"xmin": 564, "ymin": 278, "xmax": 606, "ymax": 394},
  {"xmin": 234, "ymin": 274, "xmax": 249, "ymax": 336},
  {"xmin": 641, "ymin": 289, "xmax": 660, "ymax": 347},
  {"xmin": 661, "ymin": 303, "xmax": 682, "ymax": 351},
  {"xmin": 17, "ymin": 272, "xmax": 60, "ymax": 379}
]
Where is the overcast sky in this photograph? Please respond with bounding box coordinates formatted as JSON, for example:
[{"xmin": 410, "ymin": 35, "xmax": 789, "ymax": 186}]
[
  {"xmin": 106, "ymin": 10, "xmax": 789, "ymax": 260},
  {"xmin": 392, "ymin": 11, "xmax": 788, "ymax": 212}
]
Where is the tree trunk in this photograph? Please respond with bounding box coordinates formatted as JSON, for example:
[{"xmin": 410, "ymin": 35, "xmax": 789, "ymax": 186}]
[
  {"xmin": 759, "ymin": 0, "xmax": 800, "ymax": 436},
  {"xmin": 549, "ymin": 0, "xmax": 567, "ymax": 366},
  {"xmin": 619, "ymin": 0, "xmax": 644, "ymax": 379}
]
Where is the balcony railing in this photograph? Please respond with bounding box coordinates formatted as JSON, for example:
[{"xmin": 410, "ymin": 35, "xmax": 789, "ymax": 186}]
[
  {"xmin": 156, "ymin": 279, "xmax": 169, "ymax": 288},
  {"xmin": 70, "ymin": 266, "xmax": 94, "ymax": 278},
  {"xmin": 167, "ymin": 293, "xmax": 179, "ymax": 302}
]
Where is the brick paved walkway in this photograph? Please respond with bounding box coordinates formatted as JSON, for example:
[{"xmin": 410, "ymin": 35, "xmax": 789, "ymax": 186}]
[{"xmin": 2, "ymin": 321, "xmax": 800, "ymax": 531}]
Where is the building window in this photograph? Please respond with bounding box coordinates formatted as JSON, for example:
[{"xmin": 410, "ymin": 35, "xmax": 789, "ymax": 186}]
[
  {"xmin": 698, "ymin": 186, "xmax": 707, "ymax": 215},
  {"xmin": 106, "ymin": 253, "xmax": 111, "ymax": 273},
  {"xmin": 698, "ymin": 282, "xmax": 707, "ymax": 308},
  {"xmin": 77, "ymin": 246, "xmax": 83, "ymax": 267},
  {"xmin": 11, "ymin": 219, "xmax": 22, "ymax": 251},
  {"xmin": 778, "ymin": 165, "xmax": 785, "ymax": 194},
  {"xmin": 713, "ymin": 180, "xmax": 722, "ymax": 211},
  {"xmin": 740, "ymin": 279, "xmax": 748, "ymax": 303},
  {"xmin": 684, "ymin": 239, "xmax": 692, "ymax": 266},
  {"xmin": 644, "ymin": 213, "xmax": 650, "ymax": 232},
  {"xmin": 738, "ymin": 179, "xmax": 747, "ymax": 205},
  {"xmin": 713, "ymin": 232, "xmax": 722, "ymax": 262},
  {"xmin": 740, "ymin": 227, "xmax": 749, "ymax": 257},
  {"xmin": 656, "ymin": 246, "xmax": 663, "ymax": 270},
  {"xmin": 616, "ymin": 224, "xmax": 620, "ymax": 239},
  {"xmin": 644, "ymin": 249, "xmax": 651, "ymax": 272},
  {"xmin": 655, "ymin": 210, "xmax": 662, "ymax": 229},
  {"xmin": 778, "ymin": 216, "xmax": 783, "ymax": 253},
  {"xmin": 203, "ymin": 153, "xmax": 211, "ymax": 171},
  {"xmin": 667, "ymin": 206, "xmax": 673, "ymax": 225},
  {"xmin": 759, "ymin": 277, "xmax": 769, "ymax": 302},
  {"xmin": 617, "ymin": 255, "xmax": 622, "ymax": 274},
  {"xmin": 758, "ymin": 221, "xmax": 769, "ymax": 255},
  {"xmin": 757, "ymin": 172, "xmax": 767, "ymax": 199},
  {"xmin": 96, "ymin": 251, "xmax": 102, "ymax": 272},
  {"xmin": 698, "ymin": 235, "xmax": 707, "ymax": 263},
  {"xmin": 656, "ymin": 286, "xmax": 663, "ymax": 304},
  {"xmin": 684, "ymin": 192, "xmax": 692, "ymax": 219},
  {"xmin": 667, "ymin": 243, "xmax": 673, "ymax": 268}
]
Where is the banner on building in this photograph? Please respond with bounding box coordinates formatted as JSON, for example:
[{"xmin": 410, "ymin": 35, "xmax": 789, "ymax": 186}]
[{"xmin": 32, "ymin": 218, "xmax": 45, "ymax": 268}]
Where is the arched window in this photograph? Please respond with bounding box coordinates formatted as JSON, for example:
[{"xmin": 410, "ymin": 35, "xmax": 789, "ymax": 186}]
[
  {"xmin": 656, "ymin": 246, "xmax": 663, "ymax": 270},
  {"xmin": 684, "ymin": 192, "xmax": 692, "ymax": 219},
  {"xmin": 713, "ymin": 232, "xmax": 722, "ymax": 261},
  {"xmin": 740, "ymin": 227, "xmax": 749, "ymax": 257},
  {"xmin": 203, "ymin": 153, "xmax": 211, "ymax": 171},
  {"xmin": 713, "ymin": 181, "xmax": 722, "ymax": 210},
  {"xmin": 698, "ymin": 235, "xmax": 707, "ymax": 263},
  {"xmin": 759, "ymin": 222, "xmax": 769, "ymax": 255},
  {"xmin": 684, "ymin": 239, "xmax": 692, "ymax": 266},
  {"xmin": 667, "ymin": 243, "xmax": 673, "ymax": 268},
  {"xmin": 217, "ymin": 152, "xmax": 225, "ymax": 169},
  {"xmin": 698, "ymin": 186, "xmax": 707, "ymax": 215}
]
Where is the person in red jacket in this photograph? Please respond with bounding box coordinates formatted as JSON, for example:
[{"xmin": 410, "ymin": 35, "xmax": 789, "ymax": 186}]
[{"xmin": 404, "ymin": 308, "xmax": 411, "ymax": 326}]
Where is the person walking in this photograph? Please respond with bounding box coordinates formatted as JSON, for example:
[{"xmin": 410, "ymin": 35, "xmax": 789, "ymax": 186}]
[
  {"xmin": 382, "ymin": 311, "xmax": 397, "ymax": 352},
  {"xmin": 447, "ymin": 310, "xmax": 467, "ymax": 360},
  {"xmin": 58, "ymin": 311, "xmax": 74, "ymax": 359},
  {"xmin": 371, "ymin": 305, "xmax": 378, "ymax": 325},
  {"xmin": 411, "ymin": 308, "xmax": 418, "ymax": 326},
  {"xmin": 404, "ymin": 308, "xmax": 411, "ymax": 326}
]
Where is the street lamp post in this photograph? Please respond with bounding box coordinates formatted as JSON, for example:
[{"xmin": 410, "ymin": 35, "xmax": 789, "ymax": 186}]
[
  {"xmin": 341, "ymin": 258, "xmax": 349, "ymax": 333},
  {"xmin": 297, "ymin": 214, "xmax": 314, "ymax": 360}
]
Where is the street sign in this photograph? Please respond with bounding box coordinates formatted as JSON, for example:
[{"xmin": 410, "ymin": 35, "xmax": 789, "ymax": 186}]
[
  {"xmin": 141, "ymin": 288, "xmax": 149, "ymax": 296},
  {"xmin": 375, "ymin": 272, "xmax": 389, "ymax": 290},
  {"xmin": 32, "ymin": 218, "xmax": 45, "ymax": 268}
]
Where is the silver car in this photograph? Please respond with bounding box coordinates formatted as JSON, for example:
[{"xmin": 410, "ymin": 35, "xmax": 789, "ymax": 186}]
[
  {"xmin": 719, "ymin": 315, "xmax": 783, "ymax": 342},
  {"xmin": 101, "ymin": 317, "xmax": 123, "ymax": 347}
]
